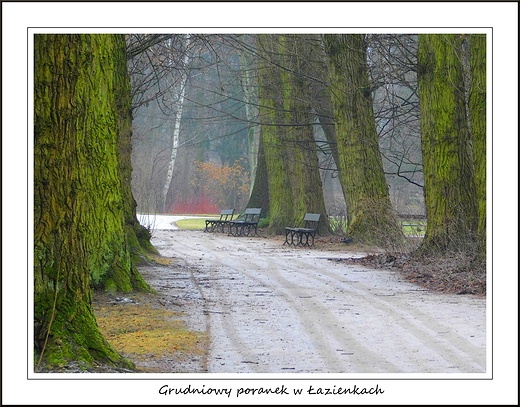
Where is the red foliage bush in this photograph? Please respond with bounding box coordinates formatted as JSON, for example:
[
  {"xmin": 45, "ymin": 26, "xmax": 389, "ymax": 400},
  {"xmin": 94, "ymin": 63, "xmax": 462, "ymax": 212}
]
[{"xmin": 171, "ymin": 194, "xmax": 219, "ymax": 214}]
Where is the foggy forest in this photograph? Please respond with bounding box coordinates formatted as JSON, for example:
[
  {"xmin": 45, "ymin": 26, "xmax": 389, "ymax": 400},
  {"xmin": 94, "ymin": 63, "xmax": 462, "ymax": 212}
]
[{"xmin": 130, "ymin": 34, "xmax": 425, "ymax": 221}]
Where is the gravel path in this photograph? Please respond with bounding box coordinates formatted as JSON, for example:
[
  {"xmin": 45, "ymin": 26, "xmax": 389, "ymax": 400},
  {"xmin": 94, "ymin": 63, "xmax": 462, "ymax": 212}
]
[{"xmin": 150, "ymin": 229, "xmax": 487, "ymax": 374}]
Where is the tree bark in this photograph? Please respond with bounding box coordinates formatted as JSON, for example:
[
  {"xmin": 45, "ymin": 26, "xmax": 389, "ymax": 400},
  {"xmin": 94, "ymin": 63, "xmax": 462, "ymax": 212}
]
[
  {"xmin": 469, "ymin": 34, "xmax": 487, "ymax": 260},
  {"xmin": 323, "ymin": 34, "xmax": 404, "ymax": 248},
  {"xmin": 257, "ymin": 35, "xmax": 293, "ymax": 232},
  {"xmin": 34, "ymin": 34, "xmax": 147, "ymax": 370},
  {"xmin": 307, "ymin": 35, "xmax": 341, "ymax": 172},
  {"xmin": 416, "ymin": 34, "xmax": 478, "ymax": 255},
  {"xmin": 246, "ymin": 133, "xmax": 270, "ymax": 216},
  {"xmin": 258, "ymin": 34, "xmax": 329, "ymax": 235},
  {"xmin": 112, "ymin": 33, "xmax": 158, "ymax": 289}
]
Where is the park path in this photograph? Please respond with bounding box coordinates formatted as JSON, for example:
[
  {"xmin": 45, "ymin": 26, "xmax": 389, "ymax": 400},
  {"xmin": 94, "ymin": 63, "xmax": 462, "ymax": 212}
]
[{"xmin": 149, "ymin": 229, "xmax": 487, "ymax": 374}]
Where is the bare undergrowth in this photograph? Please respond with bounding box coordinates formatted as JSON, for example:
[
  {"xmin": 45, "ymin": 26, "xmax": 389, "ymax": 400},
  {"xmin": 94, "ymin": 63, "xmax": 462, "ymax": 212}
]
[{"xmin": 312, "ymin": 235, "xmax": 486, "ymax": 297}]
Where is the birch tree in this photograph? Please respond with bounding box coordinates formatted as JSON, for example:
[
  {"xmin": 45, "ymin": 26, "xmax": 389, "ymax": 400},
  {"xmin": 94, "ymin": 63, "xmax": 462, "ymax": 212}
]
[{"xmin": 160, "ymin": 34, "xmax": 192, "ymax": 213}]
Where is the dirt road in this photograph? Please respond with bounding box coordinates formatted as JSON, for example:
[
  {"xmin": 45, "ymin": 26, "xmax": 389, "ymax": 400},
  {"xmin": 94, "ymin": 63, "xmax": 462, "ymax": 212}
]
[{"xmin": 148, "ymin": 229, "xmax": 486, "ymax": 374}]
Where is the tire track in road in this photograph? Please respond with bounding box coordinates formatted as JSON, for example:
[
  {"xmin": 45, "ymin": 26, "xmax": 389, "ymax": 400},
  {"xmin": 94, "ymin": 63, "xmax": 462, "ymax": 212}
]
[
  {"xmin": 284, "ymin": 256, "xmax": 486, "ymax": 372},
  {"xmin": 226, "ymin": 254, "xmax": 404, "ymax": 373},
  {"xmin": 175, "ymin": 239, "xmax": 401, "ymax": 373},
  {"xmin": 154, "ymin": 231, "xmax": 486, "ymax": 373},
  {"xmin": 157, "ymin": 249, "xmax": 266, "ymax": 373},
  {"xmin": 196, "ymin": 270, "xmax": 266, "ymax": 373},
  {"xmin": 166, "ymin": 235, "xmax": 334, "ymax": 372},
  {"xmin": 310, "ymin": 260, "xmax": 486, "ymax": 372}
]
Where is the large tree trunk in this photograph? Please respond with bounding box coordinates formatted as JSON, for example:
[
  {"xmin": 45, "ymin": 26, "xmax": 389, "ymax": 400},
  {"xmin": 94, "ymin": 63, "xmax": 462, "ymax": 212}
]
[
  {"xmin": 258, "ymin": 34, "xmax": 329, "ymax": 235},
  {"xmin": 323, "ymin": 34, "xmax": 404, "ymax": 248},
  {"xmin": 307, "ymin": 35, "xmax": 341, "ymax": 173},
  {"xmin": 282, "ymin": 35, "xmax": 330, "ymax": 234},
  {"xmin": 468, "ymin": 34, "xmax": 487, "ymax": 261},
  {"xmin": 112, "ymin": 33, "xmax": 158, "ymax": 289},
  {"xmin": 257, "ymin": 34, "xmax": 293, "ymax": 232},
  {"xmin": 416, "ymin": 34, "xmax": 478, "ymax": 255},
  {"xmin": 34, "ymin": 34, "xmax": 147, "ymax": 370}
]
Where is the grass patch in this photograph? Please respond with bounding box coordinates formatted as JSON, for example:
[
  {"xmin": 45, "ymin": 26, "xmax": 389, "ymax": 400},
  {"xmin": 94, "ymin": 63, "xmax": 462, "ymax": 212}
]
[
  {"xmin": 150, "ymin": 255, "xmax": 174, "ymax": 265},
  {"xmin": 328, "ymin": 215, "xmax": 426, "ymax": 237},
  {"xmin": 174, "ymin": 218, "xmax": 209, "ymax": 230},
  {"xmin": 175, "ymin": 214, "xmax": 239, "ymax": 230},
  {"xmin": 93, "ymin": 301, "xmax": 206, "ymax": 365},
  {"xmin": 401, "ymin": 221, "xmax": 427, "ymax": 237}
]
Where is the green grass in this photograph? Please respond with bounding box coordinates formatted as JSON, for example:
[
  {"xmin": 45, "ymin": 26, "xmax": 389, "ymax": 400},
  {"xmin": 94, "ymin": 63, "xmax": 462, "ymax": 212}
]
[
  {"xmin": 327, "ymin": 216, "xmax": 427, "ymax": 237},
  {"xmin": 401, "ymin": 221, "xmax": 427, "ymax": 236},
  {"xmin": 175, "ymin": 218, "xmax": 212, "ymax": 230}
]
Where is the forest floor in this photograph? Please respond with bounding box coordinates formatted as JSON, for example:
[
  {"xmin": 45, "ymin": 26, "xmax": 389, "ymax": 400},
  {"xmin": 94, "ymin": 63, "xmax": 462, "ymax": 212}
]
[{"xmin": 84, "ymin": 228, "xmax": 486, "ymax": 374}]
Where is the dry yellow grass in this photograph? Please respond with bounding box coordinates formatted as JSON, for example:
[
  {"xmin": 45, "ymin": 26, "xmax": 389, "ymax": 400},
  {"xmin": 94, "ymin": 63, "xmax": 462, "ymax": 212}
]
[{"xmin": 94, "ymin": 300, "xmax": 206, "ymax": 367}]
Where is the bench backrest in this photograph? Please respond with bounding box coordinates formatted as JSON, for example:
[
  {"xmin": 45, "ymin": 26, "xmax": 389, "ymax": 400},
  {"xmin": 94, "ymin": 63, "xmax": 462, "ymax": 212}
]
[
  {"xmin": 219, "ymin": 209, "xmax": 235, "ymax": 220},
  {"xmin": 240, "ymin": 207, "xmax": 262, "ymax": 222},
  {"xmin": 302, "ymin": 213, "xmax": 321, "ymax": 229}
]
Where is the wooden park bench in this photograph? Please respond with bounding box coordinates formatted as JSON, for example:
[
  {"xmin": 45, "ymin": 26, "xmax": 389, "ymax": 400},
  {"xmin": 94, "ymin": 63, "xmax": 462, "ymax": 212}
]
[
  {"xmin": 228, "ymin": 208, "xmax": 262, "ymax": 237},
  {"xmin": 284, "ymin": 213, "xmax": 321, "ymax": 246},
  {"xmin": 204, "ymin": 209, "xmax": 235, "ymax": 233}
]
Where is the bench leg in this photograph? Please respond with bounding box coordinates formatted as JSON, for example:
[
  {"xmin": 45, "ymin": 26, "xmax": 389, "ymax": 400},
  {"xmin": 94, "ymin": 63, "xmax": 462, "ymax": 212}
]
[
  {"xmin": 283, "ymin": 229, "xmax": 291, "ymax": 245},
  {"xmin": 290, "ymin": 230, "xmax": 297, "ymax": 246},
  {"xmin": 304, "ymin": 232, "xmax": 315, "ymax": 246},
  {"xmin": 229, "ymin": 223, "xmax": 243, "ymax": 236}
]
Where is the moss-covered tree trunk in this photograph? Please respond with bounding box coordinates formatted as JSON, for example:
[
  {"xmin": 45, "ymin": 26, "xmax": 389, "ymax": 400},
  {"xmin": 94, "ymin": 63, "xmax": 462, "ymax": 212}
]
[
  {"xmin": 34, "ymin": 34, "xmax": 149, "ymax": 370},
  {"xmin": 257, "ymin": 34, "xmax": 329, "ymax": 235},
  {"xmin": 468, "ymin": 34, "xmax": 487, "ymax": 260},
  {"xmin": 307, "ymin": 35, "xmax": 341, "ymax": 174},
  {"xmin": 283, "ymin": 35, "xmax": 330, "ymax": 235},
  {"xmin": 110, "ymin": 34, "xmax": 157, "ymax": 291},
  {"xmin": 416, "ymin": 34, "xmax": 478, "ymax": 255},
  {"xmin": 323, "ymin": 34, "xmax": 404, "ymax": 248},
  {"xmin": 257, "ymin": 34, "xmax": 293, "ymax": 233}
]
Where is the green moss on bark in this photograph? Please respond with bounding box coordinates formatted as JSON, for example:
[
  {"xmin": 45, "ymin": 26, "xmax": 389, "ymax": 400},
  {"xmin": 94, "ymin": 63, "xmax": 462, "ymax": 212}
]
[
  {"xmin": 469, "ymin": 34, "xmax": 487, "ymax": 260},
  {"xmin": 258, "ymin": 35, "xmax": 330, "ymax": 235},
  {"xmin": 34, "ymin": 34, "xmax": 152, "ymax": 370},
  {"xmin": 323, "ymin": 34, "xmax": 403, "ymax": 248},
  {"xmin": 417, "ymin": 34, "xmax": 478, "ymax": 255}
]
